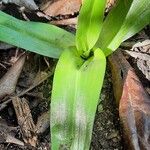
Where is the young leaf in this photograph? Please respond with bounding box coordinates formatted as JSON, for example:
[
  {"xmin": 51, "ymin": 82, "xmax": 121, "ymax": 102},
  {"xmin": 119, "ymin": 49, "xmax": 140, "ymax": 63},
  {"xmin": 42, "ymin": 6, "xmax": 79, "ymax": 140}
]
[
  {"xmin": 0, "ymin": 11, "xmax": 75, "ymax": 58},
  {"xmin": 76, "ymin": 0, "xmax": 106, "ymax": 57},
  {"xmin": 51, "ymin": 48, "xmax": 106, "ymax": 150},
  {"xmin": 96, "ymin": 0, "xmax": 150, "ymax": 56}
]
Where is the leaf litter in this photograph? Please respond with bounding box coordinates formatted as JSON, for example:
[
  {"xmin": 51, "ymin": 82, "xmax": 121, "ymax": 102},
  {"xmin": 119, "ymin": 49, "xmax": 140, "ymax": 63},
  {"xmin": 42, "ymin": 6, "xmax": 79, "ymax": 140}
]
[{"xmin": 109, "ymin": 51, "xmax": 150, "ymax": 149}]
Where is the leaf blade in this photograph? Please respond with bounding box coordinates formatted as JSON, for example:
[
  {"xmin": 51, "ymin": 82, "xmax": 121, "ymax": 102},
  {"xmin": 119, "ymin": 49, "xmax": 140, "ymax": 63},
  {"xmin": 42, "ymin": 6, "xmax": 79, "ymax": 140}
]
[
  {"xmin": 76, "ymin": 0, "xmax": 107, "ymax": 57},
  {"xmin": 0, "ymin": 11, "xmax": 75, "ymax": 58},
  {"xmin": 97, "ymin": 0, "xmax": 150, "ymax": 56},
  {"xmin": 51, "ymin": 48, "xmax": 106, "ymax": 150}
]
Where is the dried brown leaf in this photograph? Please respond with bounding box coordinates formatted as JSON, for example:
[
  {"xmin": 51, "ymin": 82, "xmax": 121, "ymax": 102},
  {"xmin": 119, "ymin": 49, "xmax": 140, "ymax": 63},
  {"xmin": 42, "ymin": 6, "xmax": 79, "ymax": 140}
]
[
  {"xmin": 0, "ymin": 54, "xmax": 26, "ymax": 100},
  {"xmin": 109, "ymin": 51, "xmax": 150, "ymax": 149},
  {"xmin": 0, "ymin": 118, "xmax": 24, "ymax": 146},
  {"xmin": 42, "ymin": 0, "xmax": 81, "ymax": 16},
  {"xmin": 35, "ymin": 111, "xmax": 50, "ymax": 134}
]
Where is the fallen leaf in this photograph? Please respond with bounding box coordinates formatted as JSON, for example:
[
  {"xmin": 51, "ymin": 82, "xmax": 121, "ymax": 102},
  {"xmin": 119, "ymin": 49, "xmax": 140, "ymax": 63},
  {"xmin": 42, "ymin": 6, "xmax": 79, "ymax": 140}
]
[
  {"xmin": 35, "ymin": 111, "xmax": 50, "ymax": 134},
  {"xmin": 109, "ymin": 51, "xmax": 150, "ymax": 149},
  {"xmin": 0, "ymin": 54, "xmax": 26, "ymax": 100},
  {"xmin": 0, "ymin": 118, "xmax": 24, "ymax": 146},
  {"xmin": 41, "ymin": 0, "xmax": 81, "ymax": 16}
]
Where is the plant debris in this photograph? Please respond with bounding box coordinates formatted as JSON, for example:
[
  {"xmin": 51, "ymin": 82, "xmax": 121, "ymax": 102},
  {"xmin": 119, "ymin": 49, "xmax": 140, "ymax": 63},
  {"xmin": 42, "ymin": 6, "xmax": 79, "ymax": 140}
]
[
  {"xmin": 0, "ymin": 54, "xmax": 26, "ymax": 100},
  {"xmin": 41, "ymin": 0, "xmax": 81, "ymax": 16},
  {"xmin": 109, "ymin": 51, "xmax": 150, "ymax": 149},
  {"xmin": 12, "ymin": 96, "xmax": 37, "ymax": 147},
  {"xmin": 0, "ymin": 118, "xmax": 24, "ymax": 146}
]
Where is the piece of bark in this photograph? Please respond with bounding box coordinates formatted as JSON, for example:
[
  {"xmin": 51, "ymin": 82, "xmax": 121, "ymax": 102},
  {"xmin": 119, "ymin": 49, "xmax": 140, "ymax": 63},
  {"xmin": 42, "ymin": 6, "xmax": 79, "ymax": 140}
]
[
  {"xmin": 109, "ymin": 50, "xmax": 150, "ymax": 150},
  {"xmin": 12, "ymin": 97, "xmax": 37, "ymax": 147},
  {"xmin": 0, "ymin": 54, "xmax": 26, "ymax": 100},
  {"xmin": 35, "ymin": 111, "xmax": 50, "ymax": 134}
]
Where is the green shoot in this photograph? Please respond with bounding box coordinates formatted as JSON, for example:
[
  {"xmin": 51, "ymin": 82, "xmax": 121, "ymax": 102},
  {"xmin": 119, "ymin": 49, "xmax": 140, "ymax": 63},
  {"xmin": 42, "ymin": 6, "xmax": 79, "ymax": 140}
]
[
  {"xmin": 96, "ymin": 0, "xmax": 150, "ymax": 56},
  {"xmin": 76, "ymin": 0, "xmax": 107, "ymax": 57}
]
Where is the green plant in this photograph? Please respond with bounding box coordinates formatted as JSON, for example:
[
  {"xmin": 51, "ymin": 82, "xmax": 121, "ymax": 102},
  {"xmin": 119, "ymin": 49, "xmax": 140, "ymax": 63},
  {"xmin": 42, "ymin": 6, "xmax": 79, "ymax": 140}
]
[{"xmin": 0, "ymin": 0, "xmax": 150, "ymax": 149}]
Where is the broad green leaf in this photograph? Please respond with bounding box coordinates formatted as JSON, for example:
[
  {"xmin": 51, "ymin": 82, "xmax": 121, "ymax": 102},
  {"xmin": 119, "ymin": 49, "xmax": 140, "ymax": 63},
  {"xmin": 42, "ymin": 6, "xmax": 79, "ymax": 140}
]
[
  {"xmin": 0, "ymin": 11, "xmax": 75, "ymax": 58},
  {"xmin": 96, "ymin": 0, "xmax": 150, "ymax": 56},
  {"xmin": 51, "ymin": 48, "xmax": 106, "ymax": 150},
  {"xmin": 76, "ymin": 0, "xmax": 106, "ymax": 57}
]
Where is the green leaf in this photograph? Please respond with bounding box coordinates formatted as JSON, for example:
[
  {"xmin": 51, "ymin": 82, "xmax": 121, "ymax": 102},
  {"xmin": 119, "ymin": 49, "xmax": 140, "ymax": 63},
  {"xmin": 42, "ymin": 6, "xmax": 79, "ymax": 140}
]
[
  {"xmin": 51, "ymin": 47, "xmax": 106, "ymax": 150},
  {"xmin": 76, "ymin": 0, "xmax": 107, "ymax": 57},
  {"xmin": 0, "ymin": 11, "xmax": 75, "ymax": 58},
  {"xmin": 96, "ymin": 0, "xmax": 150, "ymax": 56}
]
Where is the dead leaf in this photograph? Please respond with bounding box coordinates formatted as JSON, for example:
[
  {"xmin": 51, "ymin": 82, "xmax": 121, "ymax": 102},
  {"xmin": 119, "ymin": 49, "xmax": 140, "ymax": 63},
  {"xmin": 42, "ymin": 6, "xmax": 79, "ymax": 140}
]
[
  {"xmin": 42, "ymin": 0, "xmax": 81, "ymax": 16},
  {"xmin": 36, "ymin": 111, "xmax": 50, "ymax": 134},
  {"xmin": 6, "ymin": 134, "xmax": 24, "ymax": 146},
  {"xmin": 0, "ymin": 54, "xmax": 26, "ymax": 100},
  {"xmin": 0, "ymin": 118, "xmax": 24, "ymax": 146},
  {"xmin": 109, "ymin": 51, "xmax": 150, "ymax": 149}
]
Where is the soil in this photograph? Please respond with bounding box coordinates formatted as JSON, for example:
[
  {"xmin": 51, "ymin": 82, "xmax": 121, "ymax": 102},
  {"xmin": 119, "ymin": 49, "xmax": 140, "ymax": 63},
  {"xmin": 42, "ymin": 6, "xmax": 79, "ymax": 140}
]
[{"xmin": 91, "ymin": 66, "xmax": 123, "ymax": 150}]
